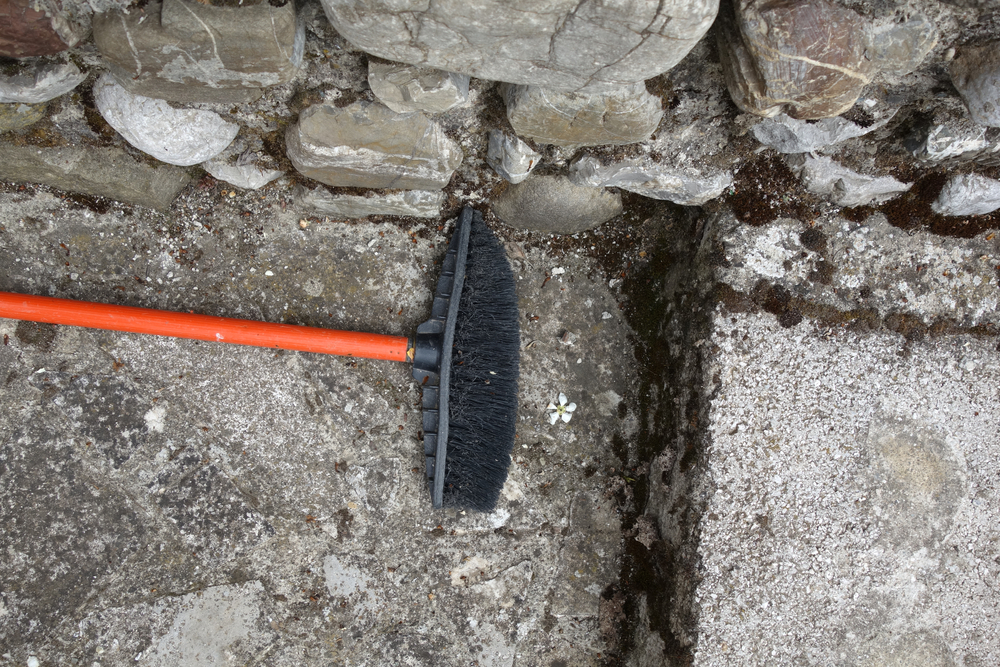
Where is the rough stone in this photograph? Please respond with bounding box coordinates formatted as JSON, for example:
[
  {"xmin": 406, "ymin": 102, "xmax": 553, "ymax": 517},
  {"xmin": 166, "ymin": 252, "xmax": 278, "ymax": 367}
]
[
  {"xmin": 719, "ymin": 0, "xmax": 874, "ymax": 119},
  {"xmin": 907, "ymin": 111, "xmax": 1000, "ymax": 164},
  {"xmin": 665, "ymin": 207, "xmax": 1000, "ymax": 666},
  {"xmin": 486, "ymin": 130, "xmax": 541, "ymax": 184},
  {"xmin": 950, "ymin": 43, "xmax": 1000, "ymax": 128},
  {"xmin": 0, "ymin": 0, "xmax": 85, "ymax": 57},
  {"xmin": 295, "ymin": 184, "xmax": 446, "ymax": 218},
  {"xmin": 870, "ymin": 15, "xmax": 938, "ymax": 76},
  {"xmin": 202, "ymin": 159, "xmax": 283, "ymax": 191},
  {"xmin": 94, "ymin": 74, "xmax": 239, "ymax": 167},
  {"xmin": 93, "ymin": 0, "xmax": 304, "ymax": 104},
  {"xmin": 570, "ymin": 155, "xmax": 733, "ymax": 206},
  {"xmin": 931, "ymin": 172, "xmax": 1000, "ymax": 216},
  {"xmin": 368, "ymin": 61, "xmax": 469, "ymax": 114},
  {"xmin": 0, "ymin": 61, "xmax": 86, "ymax": 104},
  {"xmin": 0, "ymin": 142, "xmax": 191, "ymax": 210},
  {"xmin": 0, "ymin": 190, "xmax": 630, "ymax": 666},
  {"xmin": 785, "ymin": 153, "xmax": 911, "ymax": 207},
  {"xmin": 713, "ymin": 209, "xmax": 1000, "ymax": 327},
  {"xmin": 319, "ymin": 0, "xmax": 719, "ymax": 94},
  {"xmin": 751, "ymin": 110, "xmax": 896, "ymax": 154},
  {"xmin": 0, "ymin": 102, "xmax": 47, "ymax": 131},
  {"xmin": 285, "ymin": 101, "xmax": 463, "ymax": 190},
  {"xmin": 491, "ymin": 174, "xmax": 622, "ymax": 234},
  {"xmin": 503, "ymin": 82, "xmax": 662, "ymax": 148}
]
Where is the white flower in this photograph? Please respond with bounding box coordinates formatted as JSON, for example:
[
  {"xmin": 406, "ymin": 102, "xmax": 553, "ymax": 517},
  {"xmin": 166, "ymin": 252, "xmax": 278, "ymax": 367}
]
[{"xmin": 546, "ymin": 393, "xmax": 577, "ymax": 424}]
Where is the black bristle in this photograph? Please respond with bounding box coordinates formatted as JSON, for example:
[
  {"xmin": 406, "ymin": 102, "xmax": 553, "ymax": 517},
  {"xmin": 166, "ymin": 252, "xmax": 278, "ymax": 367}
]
[{"xmin": 443, "ymin": 215, "xmax": 520, "ymax": 511}]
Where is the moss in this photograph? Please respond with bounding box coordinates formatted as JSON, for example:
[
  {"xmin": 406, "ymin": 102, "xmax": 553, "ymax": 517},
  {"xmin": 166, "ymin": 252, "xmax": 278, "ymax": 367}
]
[{"xmin": 724, "ymin": 152, "xmax": 818, "ymax": 226}]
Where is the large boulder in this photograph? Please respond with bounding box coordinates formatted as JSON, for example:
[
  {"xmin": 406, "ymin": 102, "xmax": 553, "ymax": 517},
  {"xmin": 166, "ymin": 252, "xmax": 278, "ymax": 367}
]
[
  {"xmin": 0, "ymin": 0, "xmax": 87, "ymax": 57},
  {"xmin": 318, "ymin": 0, "xmax": 718, "ymax": 94},
  {"xmin": 285, "ymin": 101, "xmax": 463, "ymax": 190},
  {"xmin": 93, "ymin": 0, "xmax": 303, "ymax": 104},
  {"xmin": 718, "ymin": 0, "xmax": 874, "ymax": 119}
]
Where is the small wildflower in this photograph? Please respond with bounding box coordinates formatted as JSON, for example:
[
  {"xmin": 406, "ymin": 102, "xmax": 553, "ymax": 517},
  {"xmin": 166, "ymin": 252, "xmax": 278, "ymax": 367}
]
[{"xmin": 547, "ymin": 393, "xmax": 577, "ymax": 424}]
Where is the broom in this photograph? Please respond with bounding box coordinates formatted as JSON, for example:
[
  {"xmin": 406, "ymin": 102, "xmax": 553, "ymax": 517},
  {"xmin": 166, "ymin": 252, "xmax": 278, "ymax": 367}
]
[{"xmin": 0, "ymin": 207, "xmax": 520, "ymax": 512}]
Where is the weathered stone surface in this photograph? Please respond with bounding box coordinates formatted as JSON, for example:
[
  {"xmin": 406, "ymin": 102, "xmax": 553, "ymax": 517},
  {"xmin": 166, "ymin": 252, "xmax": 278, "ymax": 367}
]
[
  {"xmin": 295, "ymin": 184, "xmax": 445, "ymax": 218},
  {"xmin": 319, "ymin": 0, "xmax": 719, "ymax": 94},
  {"xmin": 486, "ymin": 130, "xmax": 541, "ymax": 184},
  {"xmin": 0, "ymin": 142, "xmax": 190, "ymax": 209},
  {"xmin": 94, "ymin": 74, "xmax": 239, "ymax": 167},
  {"xmin": 676, "ymin": 208, "xmax": 1000, "ymax": 665},
  {"xmin": 93, "ymin": 0, "xmax": 304, "ymax": 104},
  {"xmin": 907, "ymin": 111, "xmax": 1000, "ymax": 164},
  {"xmin": 870, "ymin": 15, "xmax": 938, "ymax": 76},
  {"xmin": 491, "ymin": 175, "xmax": 622, "ymax": 233},
  {"xmin": 0, "ymin": 102, "xmax": 46, "ymax": 131},
  {"xmin": 714, "ymin": 210, "xmax": 1000, "ymax": 326},
  {"xmin": 285, "ymin": 101, "xmax": 463, "ymax": 190},
  {"xmin": 751, "ymin": 110, "xmax": 896, "ymax": 154},
  {"xmin": 203, "ymin": 159, "xmax": 283, "ymax": 191},
  {"xmin": 0, "ymin": 0, "xmax": 84, "ymax": 57},
  {"xmin": 503, "ymin": 82, "xmax": 662, "ymax": 148},
  {"xmin": 786, "ymin": 153, "xmax": 911, "ymax": 207},
  {"xmin": 719, "ymin": 0, "xmax": 874, "ymax": 119},
  {"xmin": 0, "ymin": 187, "xmax": 630, "ymax": 666},
  {"xmin": 570, "ymin": 155, "xmax": 733, "ymax": 206},
  {"xmin": 950, "ymin": 44, "xmax": 1000, "ymax": 128},
  {"xmin": 368, "ymin": 61, "xmax": 469, "ymax": 114},
  {"xmin": 0, "ymin": 61, "xmax": 85, "ymax": 104},
  {"xmin": 932, "ymin": 173, "xmax": 1000, "ymax": 216}
]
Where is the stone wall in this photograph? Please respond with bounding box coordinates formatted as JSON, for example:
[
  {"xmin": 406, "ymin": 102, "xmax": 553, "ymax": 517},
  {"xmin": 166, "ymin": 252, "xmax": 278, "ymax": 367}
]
[{"xmin": 1, "ymin": 0, "xmax": 997, "ymax": 223}]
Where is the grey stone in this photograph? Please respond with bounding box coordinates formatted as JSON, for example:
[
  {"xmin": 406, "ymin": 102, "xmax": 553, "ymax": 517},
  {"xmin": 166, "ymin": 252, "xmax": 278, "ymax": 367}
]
[
  {"xmin": 719, "ymin": 0, "xmax": 874, "ymax": 119},
  {"xmin": 751, "ymin": 110, "xmax": 896, "ymax": 154},
  {"xmin": 285, "ymin": 101, "xmax": 463, "ymax": 190},
  {"xmin": 673, "ymin": 208, "xmax": 1000, "ymax": 665},
  {"xmin": 786, "ymin": 153, "xmax": 911, "ymax": 207},
  {"xmin": 368, "ymin": 61, "xmax": 469, "ymax": 114},
  {"xmin": 569, "ymin": 156, "xmax": 733, "ymax": 206},
  {"xmin": 486, "ymin": 130, "xmax": 541, "ymax": 184},
  {"xmin": 491, "ymin": 175, "xmax": 622, "ymax": 234},
  {"xmin": 909, "ymin": 115, "xmax": 1000, "ymax": 163},
  {"xmin": 503, "ymin": 82, "xmax": 662, "ymax": 148},
  {"xmin": 295, "ymin": 184, "xmax": 446, "ymax": 218},
  {"xmin": 713, "ymin": 210, "xmax": 1000, "ymax": 327},
  {"xmin": 94, "ymin": 74, "xmax": 239, "ymax": 167},
  {"xmin": 931, "ymin": 173, "xmax": 1000, "ymax": 216},
  {"xmin": 0, "ymin": 142, "xmax": 190, "ymax": 209},
  {"xmin": 0, "ymin": 0, "xmax": 88, "ymax": 58},
  {"xmin": 950, "ymin": 43, "xmax": 1000, "ymax": 128},
  {"xmin": 202, "ymin": 159, "xmax": 283, "ymax": 191},
  {"xmin": 870, "ymin": 15, "xmax": 938, "ymax": 77},
  {"xmin": 318, "ymin": 0, "xmax": 719, "ymax": 94},
  {"xmin": 0, "ymin": 102, "xmax": 46, "ymax": 131},
  {"xmin": 92, "ymin": 0, "xmax": 303, "ymax": 104},
  {"xmin": 0, "ymin": 61, "xmax": 85, "ymax": 104},
  {"xmin": 0, "ymin": 184, "xmax": 630, "ymax": 666}
]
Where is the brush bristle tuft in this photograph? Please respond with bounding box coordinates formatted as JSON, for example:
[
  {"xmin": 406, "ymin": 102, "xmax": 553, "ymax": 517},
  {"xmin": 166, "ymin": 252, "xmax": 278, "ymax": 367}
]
[{"xmin": 443, "ymin": 215, "xmax": 520, "ymax": 511}]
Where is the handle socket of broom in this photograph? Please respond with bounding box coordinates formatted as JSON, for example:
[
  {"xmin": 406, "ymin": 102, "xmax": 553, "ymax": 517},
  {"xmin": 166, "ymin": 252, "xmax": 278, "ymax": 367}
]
[{"xmin": 0, "ymin": 291, "xmax": 411, "ymax": 362}]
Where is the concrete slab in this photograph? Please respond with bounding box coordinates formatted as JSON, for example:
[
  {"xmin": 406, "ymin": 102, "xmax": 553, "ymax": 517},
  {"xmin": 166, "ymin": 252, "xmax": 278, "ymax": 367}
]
[
  {"xmin": 632, "ymin": 204, "xmax": 1000, "ymax": 667},
  {"xmin": 0, "ymin": 185, "xmax": 634, "ymax": 666}
]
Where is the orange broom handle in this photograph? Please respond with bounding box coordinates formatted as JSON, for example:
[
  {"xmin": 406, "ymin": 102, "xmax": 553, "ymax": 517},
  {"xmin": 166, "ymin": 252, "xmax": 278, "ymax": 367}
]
[{"xmin": 0, "ymin": 291, "xmax": 411, "ymax": 362}]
